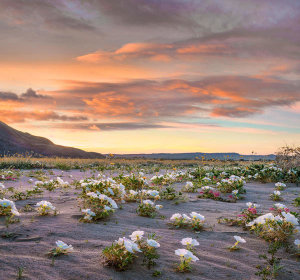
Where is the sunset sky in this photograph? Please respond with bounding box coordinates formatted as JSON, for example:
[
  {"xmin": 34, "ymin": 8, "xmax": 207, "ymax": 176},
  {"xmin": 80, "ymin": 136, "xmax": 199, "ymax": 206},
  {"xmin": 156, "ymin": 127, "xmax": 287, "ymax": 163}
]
[{"xmin": 0, "ymin": 0, "xmax": 299, "ymax": 154}]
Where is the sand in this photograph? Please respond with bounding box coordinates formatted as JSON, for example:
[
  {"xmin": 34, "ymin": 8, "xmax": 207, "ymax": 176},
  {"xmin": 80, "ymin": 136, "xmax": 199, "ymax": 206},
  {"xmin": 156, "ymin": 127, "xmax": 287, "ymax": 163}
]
[{"xmin": 1, "ymin": 169, "xmax": 299, "ymax": 280}]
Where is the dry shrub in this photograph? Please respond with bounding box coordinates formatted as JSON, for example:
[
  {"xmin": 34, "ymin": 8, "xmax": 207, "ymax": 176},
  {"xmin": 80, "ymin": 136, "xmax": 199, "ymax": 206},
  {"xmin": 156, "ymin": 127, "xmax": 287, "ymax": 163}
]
[{"xmin": 276, "ymin": 146, "xmax": 300, "ymax": 170}]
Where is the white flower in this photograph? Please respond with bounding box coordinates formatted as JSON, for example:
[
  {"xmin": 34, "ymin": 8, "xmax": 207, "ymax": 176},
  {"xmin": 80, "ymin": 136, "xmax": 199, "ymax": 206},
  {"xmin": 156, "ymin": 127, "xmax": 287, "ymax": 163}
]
[
  {"xmin": 0, "ymin": 198, "xmax": 20, "ymax": 216},
  {"xmin": 107, "ymin": 187, "xmax": 114, "ymax": 196},
  {"xmin": 129, "ymin": 190, "xmax": 138, "ymax": 196},
  {"xmin": 170, "ymin": 213, "xmax": 182, "ymax": 221},
  {"xmin": 202, "ymin": 177, "xmax": 211, "ymax": 181},
  {"xmin": 82, "ymin": 208, "xmax": 96, "ymax": 220},
  {"xmin": 123, "ymin": 239, "xmax": 135, "ymax": 253},
  {"xmin": 122, "ymin": 238, "xmax": 141, "ymax": 253},
  {"xmin": 282, "ymin": 212, "xmax": 299, "ymax": 225},
  {"xmin": 56, "ymin": 240, "xmax": 73, "ymax": 251},
  {"xmin": 180, "ymin": 238, "xmax": 199, "ymax": 246},
  {"xmin": 246, "ymin": 202, "xmax": 260, "ymax": 208},
  {"xmin": 106, "ymin": 197, "xmax": 118, "ymax": 209},
  {"xmin": 0, "ymin": 183, "xmax": 5, "ymax": 189},
  {"xmin": 273, "ymin": 190, "xmax": 281, "ymax": 196},
  {"xmin": 275, "ymin": 182, "xmax": 286, "ymax": 188},
  {"xmin": 175, "ymin": 248, "xmax": 189, "ymax": 257},
  {"xmin": 87, "ymin": 192, "xmax": 98, "ymax": 199},
  {"xmin": 201, "ymin": 186, "xmax": 213, "ymax": 191},
  {"xmin": 115, "ymin": 237, "xmax": 125, "ymax": 245},
  {"xmin": 147, "ymin": 239, "xmax": 160, "ymax": 248},
  {"xmin": 232, "ymin": 190, "xmax": 239, "ymax": 195},
  {"xmin": 190, "ymin": 212, "xmax": 205, "ymax": 221},
  {"xmin": 142, "ymin": 200, "xmax": 154, "ymax": 206},
  {"xmin": 294, "ymin": 239, "xmax": 300, "ymax": 247},
  {"xmin": 246, "ymin": 202, "xmax": 253, "ymax": 208},
  {"xmin": 274, "ymin": 203, "xmax": 286, "ymax": 209},
  {"xmin": 247, "ymin": 213, "xmax": 275, "ymax": 226},
  {"xmin": 36, "ymin": 200, "xmax": 56, "ymax": 211},
  {"xmin": 129, "ymin": 230, "xmax": 144, "ymax": 241},
  {"xmin": 148, "ymin": 190, "xmax": 159, "ymax": 197},
  {"xmin": 155, "ymin": 205, "xmax": 163, "ymax": 210},
  {"xmin": 185, "ymin": 181, "xmax": 193, "ymax": 188},
  {"xmin": 175, "ymin": 249, "xmax": 199, "ymax": 261},
  {"xmin": 234, "ymin": 236, "xmax": 246, "ymax": 243},
  {"xmin": 182, "ymin": 214, "xmax": 191, "ymax": 221}
]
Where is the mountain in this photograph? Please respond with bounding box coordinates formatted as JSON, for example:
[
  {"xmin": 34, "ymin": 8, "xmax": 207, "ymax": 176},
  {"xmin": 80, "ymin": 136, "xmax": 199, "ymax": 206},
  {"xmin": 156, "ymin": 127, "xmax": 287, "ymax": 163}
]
[
  {"xmin": 112, "ymin": 152, "xmax": 276, "ymax": 160},
  {"xmin": 0, "ymin": 121, "xmax": 104, "ymax": 158}
]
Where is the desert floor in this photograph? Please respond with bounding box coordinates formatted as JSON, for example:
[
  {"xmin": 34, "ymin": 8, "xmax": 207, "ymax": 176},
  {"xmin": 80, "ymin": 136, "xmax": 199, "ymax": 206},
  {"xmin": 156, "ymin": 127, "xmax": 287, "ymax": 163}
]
[{"xmin": 1, "ymin": 169, "xmax": 299, "ymax": 280}]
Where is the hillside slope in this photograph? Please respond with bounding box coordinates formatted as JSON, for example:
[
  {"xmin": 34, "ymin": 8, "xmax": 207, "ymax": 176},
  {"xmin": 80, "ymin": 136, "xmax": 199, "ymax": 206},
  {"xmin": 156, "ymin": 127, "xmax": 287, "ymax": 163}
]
[{"xmin": 0, "ymin": 121, "xmax": 104, "ymax": 158}]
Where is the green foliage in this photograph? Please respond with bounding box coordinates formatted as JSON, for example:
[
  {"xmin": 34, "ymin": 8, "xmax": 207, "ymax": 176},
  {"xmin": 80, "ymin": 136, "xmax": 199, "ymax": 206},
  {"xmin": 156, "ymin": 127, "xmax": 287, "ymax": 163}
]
[
  {"xmin": 102, "ymin": 243, "xmax": 134, "ymax": 271},
  {"xmin": 255, "ymin": 242, "xmax": 283, "ymax": 280}
]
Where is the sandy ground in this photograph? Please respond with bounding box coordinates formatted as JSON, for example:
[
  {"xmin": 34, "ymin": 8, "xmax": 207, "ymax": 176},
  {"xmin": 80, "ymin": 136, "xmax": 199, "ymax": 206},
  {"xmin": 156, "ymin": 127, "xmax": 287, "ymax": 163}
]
[{"xmin": 1, "ymin": 169, "xmax": 299, "ymax": 280}]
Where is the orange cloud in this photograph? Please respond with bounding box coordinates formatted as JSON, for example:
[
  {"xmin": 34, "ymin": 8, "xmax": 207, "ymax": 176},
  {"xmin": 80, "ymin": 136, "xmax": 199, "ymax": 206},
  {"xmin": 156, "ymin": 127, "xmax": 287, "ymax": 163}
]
[
  {"xmin": 2, "ymin": 75, "xmax": 299, "ymax": 130},
  {"xmin": 75, "ymin": 40, "xmax": 233, "ymax": 63},
  {"xmin": 0, "ymin": 110, "xmax": 88, "ymax": 123},
  {"xmin": 176, "ymin": 43, "xmax": 230, "ymax": 54}
]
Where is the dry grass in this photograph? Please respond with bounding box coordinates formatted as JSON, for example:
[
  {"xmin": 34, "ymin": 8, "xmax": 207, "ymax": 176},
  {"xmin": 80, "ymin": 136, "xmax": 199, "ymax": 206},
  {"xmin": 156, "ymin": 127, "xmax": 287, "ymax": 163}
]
[{"xmin": 0, "ymin": 155, "xmax": 269, "ymax": 170}]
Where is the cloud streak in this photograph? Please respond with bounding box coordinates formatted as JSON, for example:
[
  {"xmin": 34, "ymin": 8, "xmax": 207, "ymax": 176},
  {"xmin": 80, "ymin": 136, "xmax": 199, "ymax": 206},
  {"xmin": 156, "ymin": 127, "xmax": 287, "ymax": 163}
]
[
  {"xmin": 45, "ymin": 75, "xmax": 300, "ymax": 121},
  {"xmin": 53, "ymin": 122, "xmax": 170, "ymax": 131},
  {"xmin": 0, "ymin": 88, "xmax": 50, "ymax": 102}
]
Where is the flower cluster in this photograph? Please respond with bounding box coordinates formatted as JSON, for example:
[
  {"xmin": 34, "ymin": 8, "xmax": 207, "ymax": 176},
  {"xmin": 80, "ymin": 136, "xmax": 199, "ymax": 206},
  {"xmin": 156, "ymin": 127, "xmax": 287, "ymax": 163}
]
[
  {"xmin": 124, "ymin": 189, "xmax": 139, "ymax": 202},
  {"xmin": 0, "ymin": 170, "xmax": 17, "ymax": 181},
  {"xmin": 116, "ymin": 173, "xmax": 149, "ymax": 191},
  {"xmin": 253, "ymin": 165, "xmax": 283, "ymax": 183},
  {"xmin": 248, "ymin": 212, "xmax": 299, "ymax": 243},
  {"xmin": 35, "ymin": 200, "xmax": 56, "ymax": 215},
  {"xmin": 150, "ymin": 174, "xmax": 166, "ymax": 185},
  {"xmin": 103, "ymin": 230, "xmax": 160, "ymax": 270},
  {"xmin": 81, "ymin": 192, "xmax": 118, "ymax": 221},
  {"xmin": 175, "ymin": 248, "xmax": 199, "ymax": 272},
  {"xmin": 218, "ymin": 202, "xmax": 260, "ymax": 227},
  {"xmin": 270, "ymin": 190, "xmax": 282, "ymax": 201},
  {"xmin": 229, "ymin": 189, "xmax": 242, "ymax": 201},
  {"xmin": 182, "ymin": 181, "xmax": 197, "ymax": 193},
  {"xmin": 0, "ymin": 198, "xmax": 20, "ymax": 217},
  {"xmin": 170, "ymin": 212, "xmax": 205, "ymax": 231},
  {"xmin": 198, "ymin": 186, "xmax": 222, "ymax": 201},
  {"xmin": 79, "ymin": 177, "xmax": 125, "ymax": 201},
  {"xmin": 269, "ymin": 203, "xmax": 290, "ymax": 214},
  {"xmin": 35, "ymin": 177, "xmax": 69, "ymax": 191},
  {"xmin": 180, "ymin": 237, "xmax": 199, "ymax": 252},
  {"xmin": 136, "ymin": 199, "xmax": 162, "ymax": 218},
  {"xmin": 216, "ymin": 175, "xmax": 246, "ymax": 193},
  {"xmin": 141, "ymin": 189, "xmax": 160, "ymax": 200}
]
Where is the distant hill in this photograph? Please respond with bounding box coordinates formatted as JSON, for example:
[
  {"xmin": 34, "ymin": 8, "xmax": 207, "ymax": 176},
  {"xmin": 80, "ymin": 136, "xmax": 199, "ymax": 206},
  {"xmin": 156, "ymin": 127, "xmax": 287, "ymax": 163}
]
[
  {"xmin": 0, "ymin": 121, "xmax": 105, "ymax": 158},
  {"xmin": 112, "ymin": 152, "xmax": 276, "ymax": 160}
]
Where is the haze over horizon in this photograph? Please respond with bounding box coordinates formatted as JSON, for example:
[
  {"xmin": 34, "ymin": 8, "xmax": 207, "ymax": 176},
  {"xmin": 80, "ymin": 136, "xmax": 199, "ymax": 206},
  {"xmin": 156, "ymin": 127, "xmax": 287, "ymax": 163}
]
[{"xmin": 0, "ymin": 0, "xmax": 299, "ymax": 154}]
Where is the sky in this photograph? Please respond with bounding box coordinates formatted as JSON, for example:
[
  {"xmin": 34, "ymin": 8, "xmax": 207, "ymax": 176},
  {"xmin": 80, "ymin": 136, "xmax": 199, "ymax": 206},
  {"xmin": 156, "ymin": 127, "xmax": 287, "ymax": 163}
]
[{"xmin": 0, "ymin": 0, "xmax": 299, "ymax": 154}]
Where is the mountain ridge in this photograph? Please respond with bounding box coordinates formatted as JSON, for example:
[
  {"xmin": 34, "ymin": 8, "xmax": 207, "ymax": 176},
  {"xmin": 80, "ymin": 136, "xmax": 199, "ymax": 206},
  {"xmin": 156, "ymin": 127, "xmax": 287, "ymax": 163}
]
[{"xmin": 0, "ymin": 121, "xmax": 104, "ymax": 158}]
